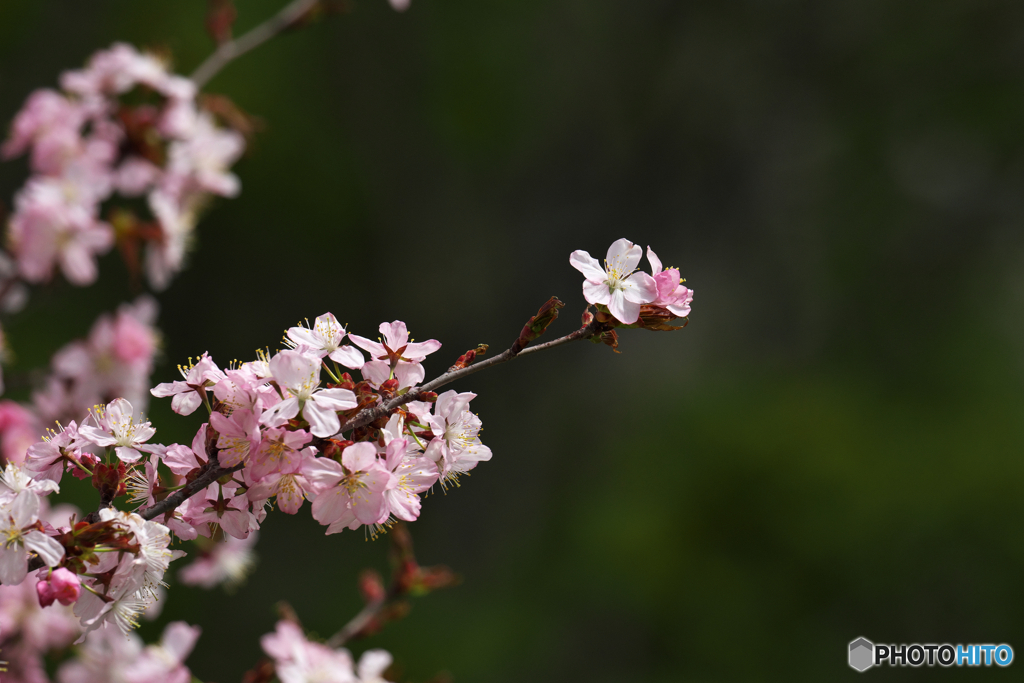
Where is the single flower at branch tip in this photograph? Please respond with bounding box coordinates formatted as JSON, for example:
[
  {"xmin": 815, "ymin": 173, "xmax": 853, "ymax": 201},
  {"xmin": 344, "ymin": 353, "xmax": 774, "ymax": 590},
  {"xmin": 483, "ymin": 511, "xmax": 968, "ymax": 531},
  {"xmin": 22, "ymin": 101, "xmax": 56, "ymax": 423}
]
[{"xmin": 570, "ymin": 238, "xmax": 658, "ymax": 324}]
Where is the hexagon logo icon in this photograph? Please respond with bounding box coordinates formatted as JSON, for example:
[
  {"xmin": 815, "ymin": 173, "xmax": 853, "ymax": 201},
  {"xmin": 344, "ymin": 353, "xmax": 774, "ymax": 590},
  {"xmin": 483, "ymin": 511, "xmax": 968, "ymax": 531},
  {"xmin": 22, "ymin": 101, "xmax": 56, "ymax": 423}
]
[{"xmin": 849, "ymin": 637, "xmax": 874, "ymax": 672}]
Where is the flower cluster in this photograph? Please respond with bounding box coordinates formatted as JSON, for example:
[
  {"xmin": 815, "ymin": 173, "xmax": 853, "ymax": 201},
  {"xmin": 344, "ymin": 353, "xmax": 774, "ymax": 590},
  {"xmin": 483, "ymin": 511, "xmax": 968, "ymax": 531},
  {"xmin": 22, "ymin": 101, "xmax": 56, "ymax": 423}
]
[
  {"xmin": 0, "ymin": 235, "xmax": 690, "ymax": 682},
  {"xmin": 3, "ymin": 315, "xmax": 489, "ymax": 631},
  {"xmin": 56, "ymin": 620, "xmax": 199, "ymax": 683},
  {"xmin": 0, "ymin": 459, "xmax": 179, "ymax": 641},
  {"xmin": 3, "ymin": 43, "xmax": 245, "ymax": 291},
  {"xmin": 262, "ymin": 619, "xmax": 393, "ymax": 683},
  {"xmin": 0, "ymin": 572, "xmax": 80, "ymax": 681},
  {"xmin": 136, "ymin": 315, "xmax": 488, "ymax": 543},
  {"xmin": 0, "ymin": 297, "xmax": 159, "ymax": 474},
  {"xmin": 571, "ymin": 237, "xmax": 693, "ymax": 326}
]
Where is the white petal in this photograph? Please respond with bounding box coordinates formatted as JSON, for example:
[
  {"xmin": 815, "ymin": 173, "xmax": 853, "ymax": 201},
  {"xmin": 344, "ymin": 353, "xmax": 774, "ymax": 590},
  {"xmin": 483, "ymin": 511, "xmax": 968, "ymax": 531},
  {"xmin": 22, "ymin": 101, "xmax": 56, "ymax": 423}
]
[
  {"xmin": 569, "ymin": 250, "xmax": 607, "ymax": 281},
  {"xmin": 606, "ymin": 238, "xmax": 642, "ymax": 274},
  {"xmin": 360, "ymin": 361, "xmax": 391, "ymax": 388},
  {"xmin": 269, "ymin": 350, "xmax": 319, "ymax": 391},
  {"xmin": 608, "ymin": 288, "xmax": 640, "ymax": 324},
  {"xmin": 359, "ymin": 649, "xmax": 394, "ymax": 678},
  {"xmin": 312, "ymin": 388, "xmax": 357, "ymax": 411},
  {"xmin": 394, "ymin": 362, "xmax": 424, "ymax": 389},
  {"xmin": 115, "ymin": 446, "xmax": 143, "ymax": 463},
  {"xmin": 303, "ymin": 401, "xmax": 341, "ymax": 438},
  {"xmin": 0, "ymin": 546, "xmax": 27, "ymax": 585},
  {"xmin": 25, "ymin": 530, "xmax": 64, "ymax": 566},
  {"xmin": 621, "ymin": 272, "xmax": 658, "ymax": 304},
  {"xmin": 10, "ymin": 490, "xmax": 39, "ymax": 527},
  {"xmin": 160, "ymin": 622, "xmax": 201, "ymax": 662},
  {"xmin": 582, "ymin": 279, "xmax": 611, "ymax": 306},
  {"xmin": 259, "ymin": 397, "xmax": 299, "ymax": 428},
  {"xmin": 329, "ymin": 345, "xmax": 365, "ymax": 369},
  {"xmin": 78, "ymin": 425, "xmax": 118, "ymax": 447}
]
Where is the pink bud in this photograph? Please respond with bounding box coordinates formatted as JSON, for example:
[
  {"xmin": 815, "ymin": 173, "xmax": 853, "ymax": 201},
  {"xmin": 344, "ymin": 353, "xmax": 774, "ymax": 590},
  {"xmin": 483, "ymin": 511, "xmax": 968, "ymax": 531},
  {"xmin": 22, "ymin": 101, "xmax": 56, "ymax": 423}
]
[{"xmin": 36, "ymin": 568, "xmax": 80, "ymax": 608}]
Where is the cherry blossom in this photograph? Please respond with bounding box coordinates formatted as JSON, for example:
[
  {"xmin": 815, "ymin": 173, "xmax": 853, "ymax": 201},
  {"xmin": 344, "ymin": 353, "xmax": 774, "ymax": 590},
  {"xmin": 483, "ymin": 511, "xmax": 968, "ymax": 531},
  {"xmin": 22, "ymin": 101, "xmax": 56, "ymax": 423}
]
[
  {"xmin": 261, "ymin": 350, "xmax": 357, "ymax": 438},
  {"xmin": 79, "ymin": 398, "xmax": 156, "ymax": 463},
  {"xmin": 151, "ymin": 353, "xmax": 225, "ymax": 416},
  {"xmin": 210, "ymin": 408, "xmax": 261, "ymax": 468},
  {"xmin": 36, "ymin": 567, "xmax": 81, "ymax": 607},
  {"xmin": 424, "ymin": 390, "xmax": 492, "ymax": 487},
  {"xmin": 286, "ymin": 312, "xmax": 365, "ymax": 369},
  {"xmin": 349, "ymin": 320, "xmax": 440, "ymax": 389},
  {"xmin": 261, "ymin": 619, "xmax": 358, "ymax": 683},
  {"xmin": 0, "ymin": 491, "xmax": 65, "ymax": 585},
  {"xmin": 307, "ymin": 442, "xmax": 394, "ymax": 532},
  {"xmin": 647, "ymin": 246, "xmax": 694, "ymax": 318},
  {"xmin": 570, "ymin": 237, "xmax": 659, "ymax": 324},
  {"xmin": 178, "ymin": 532, "xmax": 258, "ymax": 590}
]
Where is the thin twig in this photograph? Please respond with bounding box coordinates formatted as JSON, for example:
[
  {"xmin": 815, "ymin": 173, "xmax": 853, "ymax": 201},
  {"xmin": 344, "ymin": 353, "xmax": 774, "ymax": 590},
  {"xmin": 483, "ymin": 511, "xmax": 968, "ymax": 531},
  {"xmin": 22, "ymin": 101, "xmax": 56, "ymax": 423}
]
[
  {"xmin": 329, "ymin": 317, "xmax": 607, "ymax": 437},
  {"xmin": 325, "ymin": 584, "xmax": 398, "ymax": 648},
  {"xmin": 191, "ymin": 0, "xmax": 321, "ymax": 89}
]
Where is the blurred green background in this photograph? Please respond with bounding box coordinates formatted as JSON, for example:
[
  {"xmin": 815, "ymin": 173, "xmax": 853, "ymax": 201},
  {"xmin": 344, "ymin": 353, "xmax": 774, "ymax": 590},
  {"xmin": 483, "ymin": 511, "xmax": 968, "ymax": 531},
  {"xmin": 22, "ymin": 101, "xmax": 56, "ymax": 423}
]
[{"xmin": 3, "ymin": 0, "xmax": 1024, "ymax": 680}]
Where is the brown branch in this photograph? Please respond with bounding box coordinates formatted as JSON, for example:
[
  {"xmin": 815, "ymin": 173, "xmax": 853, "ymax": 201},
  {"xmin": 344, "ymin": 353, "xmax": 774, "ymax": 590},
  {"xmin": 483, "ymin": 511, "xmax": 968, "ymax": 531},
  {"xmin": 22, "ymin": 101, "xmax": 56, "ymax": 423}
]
[
  {"xmin": 324, "ymin": 582, "xmax": 400, "ymax": 648},
  {"xmin": 324, "ymin": 523, "xmax": 457, "ymax": 648},
  {"xmin": 138, "ymin": 461, "xmax": 243, "ymax": 521},
  {"xmin": 191, "ymin": 0, "xmax": 322, "ymax": 89},
  {"xmin": 329, "ymin": 314, "xmax": 608, "ymax": 438},
  {"xmin": 43, "ymin": 305, "xmax": 603, "ymax": 557}
]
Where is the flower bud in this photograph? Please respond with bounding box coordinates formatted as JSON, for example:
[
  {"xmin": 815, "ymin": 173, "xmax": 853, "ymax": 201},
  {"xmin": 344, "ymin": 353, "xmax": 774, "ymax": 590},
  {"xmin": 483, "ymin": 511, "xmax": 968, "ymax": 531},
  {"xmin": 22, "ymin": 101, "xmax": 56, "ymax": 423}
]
[
  {"xmin": 358, "ymin": 569, "xmax": 386, "ymax": 604},
  {"xmin": 36, "ymin": 567, "xmax": 80, "ymax": 607}
]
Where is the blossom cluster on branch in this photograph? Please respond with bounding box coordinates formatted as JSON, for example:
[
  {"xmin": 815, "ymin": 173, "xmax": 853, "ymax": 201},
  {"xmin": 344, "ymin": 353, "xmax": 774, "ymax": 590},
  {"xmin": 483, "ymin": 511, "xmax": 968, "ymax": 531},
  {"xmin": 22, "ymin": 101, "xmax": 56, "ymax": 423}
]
[
  {"xmin": 0, "ymin": 3, "xmax": 693, "ymax": 680},
  {"xmin": 3, "ymin": 43, "xmax": 245, "ymax": 292}
]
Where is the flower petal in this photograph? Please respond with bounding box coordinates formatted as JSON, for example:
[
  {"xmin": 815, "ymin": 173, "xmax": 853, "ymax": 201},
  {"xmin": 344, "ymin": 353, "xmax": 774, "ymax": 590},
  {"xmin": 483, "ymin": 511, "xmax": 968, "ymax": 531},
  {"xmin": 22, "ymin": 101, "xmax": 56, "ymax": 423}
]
[
  {"xmin": 621, "ymin": 272, "xmax": 658, "ymax": 304},
  {"xmin": 25, "ymin": 530, "xmax": 64, "ymax": 567},
  {"xmin": 569, "ymin": 250, "xmax": 606, "ymax": 281},
  {"xmin": 605, "ymin": 238, "xmax": 642, "ymax": 274},
  {"xmin": 646, "ymin": 245, "xmax": 663, "ymax": 274},
  {"xmin": 329, "ymin": 344, "xmax": 365, "ymax": 369},
  {"xmin": 608, "ymin": 288, "xmax": 640, "ymax": 324},
  {"xmin": 582, "ymin": 279, "xmax": 611, "ymax": 306}
]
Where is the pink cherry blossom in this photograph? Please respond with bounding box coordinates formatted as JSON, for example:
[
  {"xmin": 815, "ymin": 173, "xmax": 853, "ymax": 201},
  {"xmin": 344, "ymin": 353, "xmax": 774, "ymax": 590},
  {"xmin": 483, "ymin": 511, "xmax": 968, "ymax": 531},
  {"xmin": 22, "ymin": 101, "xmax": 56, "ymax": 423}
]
[
  {"xmin": 36, "ymin": 567, "xmax": 81, "ymax": 607},
  {"xmin": 286, "ymin": 312, "xmax": 364, "ymax": 369},
  {"xmin": 647, "ymin": 246, "xmax": 693, "ymax": 317},
  {"xmin": 382, "ymin": 436, "xmax": 437, "ymax": 523},
  {"xmin": 8, "ymin": 178, "xmax": 114, "ymax": 286},
  {"xmin": 349, "ymin": 320, "xmax": 440, "ymax": 389},
  {"xmin": 1, "ymin": 89, "xmax": 86, "ymax": 162},
  {"xmin": 261, "ymin": 350, "xmax": 357, "ymax": 438},
  {"xmin": 250, "ymin": 427, "xmax": 312, "ymax": 480},
  {"xmin": 25, "ymin": 420, "xmax": 85, "ymax": 484},
  {"xmin": 210, "ymin": 408, "xmax": 261, "ymax": 468},
  {"xmin": 165, "ymin": 112, "xmax": 244, "ymax": 198},
  {"xmin": 184, "ymin": 485, "xmax": 258, "ymax": 540},
  {"xmin": 0, "ymin": 491, "xmax": 65, "ymax": 585},
  {"xmin": 79, "ymin": 398, "xmax": 155, "ymax": 463},
  {"xmin": 178, "ymin": 532, "xmax": 258, "ymax": 589},
  {"xmin": 307, "ymin": 442, "xmax": 393, "ymax": 530},
  {"xmin": 151, "ymin": 353, "xmax": 225, "ymax": 416},
  {"xmin": 570, "ymin": 238, "xmax": 659, "ymax": 324},
  {"xmin": 261, "ymin": 620, "xmax": 357, "ymax": 683},
  {"xmin": 121, "ymin": 621, "xmax": 201, "ymax": 683}
]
